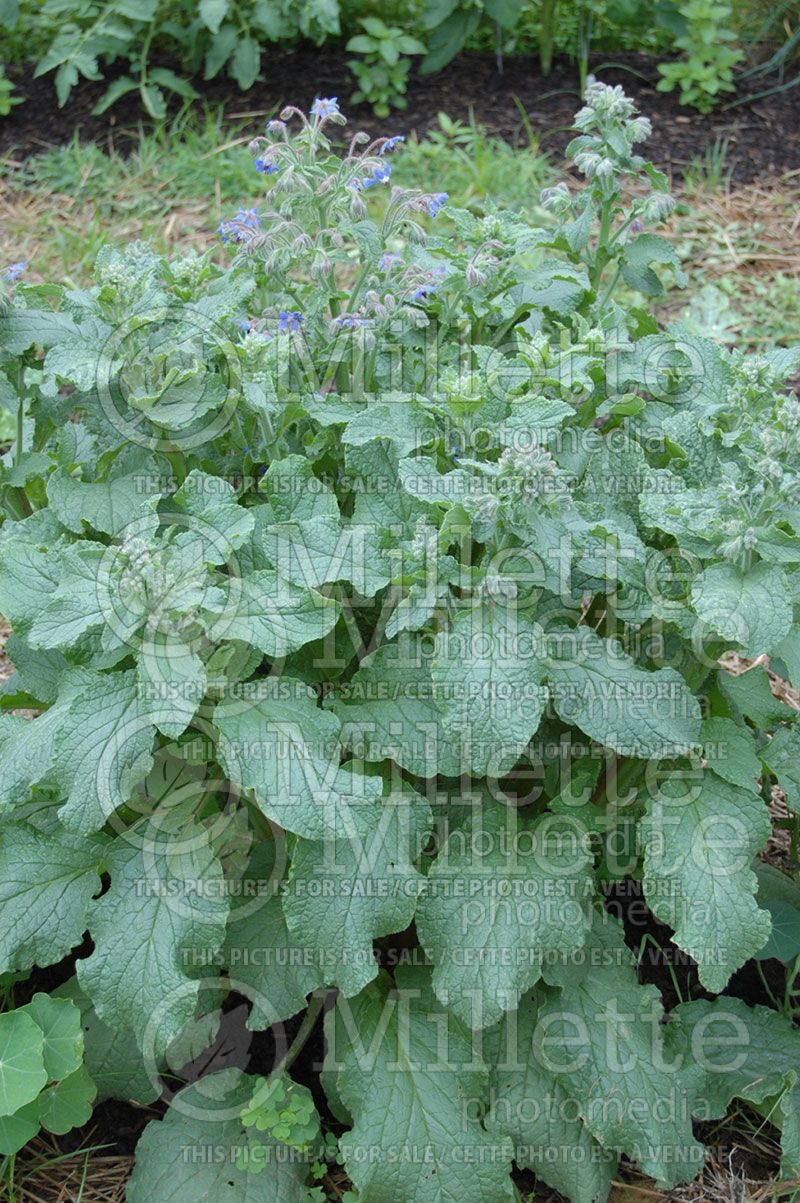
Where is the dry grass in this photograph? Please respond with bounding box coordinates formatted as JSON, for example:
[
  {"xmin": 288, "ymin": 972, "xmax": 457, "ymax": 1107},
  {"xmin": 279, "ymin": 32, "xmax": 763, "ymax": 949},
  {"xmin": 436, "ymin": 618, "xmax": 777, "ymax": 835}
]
[
  {"xmin": 664, "ymin": 177, "xmax": 800, "ymax": 287},
  {"xmin": 1, "ymin": 1139, "xmax": 130, "ymax": 1203},
  {"xmin": 655, "ymin": 175, "xmax": 800, "ymax": 342},
  {"xmin": 0, "ymin": 175, "xmax": 218, "ymax": 273}
]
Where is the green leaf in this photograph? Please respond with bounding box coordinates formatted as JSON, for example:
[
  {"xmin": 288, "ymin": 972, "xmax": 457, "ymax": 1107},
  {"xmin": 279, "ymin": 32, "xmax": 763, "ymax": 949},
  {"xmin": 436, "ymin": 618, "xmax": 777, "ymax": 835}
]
[
  {"xmin": 0, "ymin": 0, "xmax": 19, "ymax": 28},
  {"xmin": 334, "ymin": 636, "xmax": 463, "ymax": 777},
  {"xmin": 0, "ymin": 1100, "xmax": 39, "ymax": 1155},
  {"xmin": 169, "ymin": 470, "xmax": 255, "ymax": 562},
  {"xmin": 325, "ymin": 966, "xmax": 516, "ymax": 1203},
  {"xmin": 774, "ymin": 625, "xmax": 800, "ymax": 686},
  {"xmin": 432, "ymin": 601, "xmax": 547, "ymax": 776},
  {"xmin": 753, "ymin": 525, "xmax": 800, "ymax": 564},
  {"xmin": 0, "ymin": 823, "xmax": 104, "ymax": 973},
  {"xmin": 510, "ymin": 261, "xmax": 589, "ymax": 317},
  {"xmin": 77, "ymin": 814, "xmax": 229, "ymax": 1058},
  {"xmin": 417, "ymin": 802, "xmax": 593, "ymax": 1028},
  {"xmin": 484, "ymin": 0, "xmax": 522, "ymax": 29},
  {"xmin": 4, "ymin": 634, "xmax": 69, "ymax": 705},
  {"xmin": 641, "ymin": 772, "xmax": 771, "ymax": 992},
  {"xmin": 148, "ymin": 68, "xmax": 199, "ymax": 100},
  {"xmin": 54, "ymin": 978, "xmax": 159, "ymax": 1104},
  {"xmin": 700, "ymin": 715, "xmax": 761, "ymax": 791},
  {"xmin": 360, "ymin": 15, "xmax": 389, "ymax": 36},
  {"xmin": 47, "ymin": 462, "xmax": 155, "ymax": 537},
  {"xmin": 221, "ymin": 843, "xmax": 326, "ymax": 1030},
  {"xmin": 718, "ymin": 663, "xmax": 795, "ymax": 730},
  {"xmin": 53, "ymin": 670, "xmax": 157, "ymax": 834},
  {"xmin": 231, "ymin": 37, "xmax": 260, "ymax": 89},
  {"xmin": 257, "ymin": 513, "xmax": 386, "ymax": 596},
  {"xmin": 341, "ymin": 395, "xmax": 436, "ymax": 458},
  {"xmin": 349, "ymin": 440, "xmax": 428, "ymax": 543},
  {"xmin": 128, "ymin": 1070, "xmax": 311, "ymax": 1202},
  {"xmin": 23, "ymin": 993, "xmax": 83, "ymax": 1082},
  {"xmin": 692, "ymin": 561, "xmax": 792, "ymax": 657},
  {"xmin": 763, "ymin": 724, "xmax": 800, "ymax": 812},
  {"xmin": 28, "ymin": 543, "xmax": 117, "ymax": 651},
  {"xmin": 546, "ymin": 627, "xmax": 701, "ymax": 758},
  {"xmin": 203, "ymin": 569, "xmax": 339, "ymax": 659},
  {"xmin": 137, "ymin": 634, "xmax": 207, "ymax": 739},
  {"xmin": 665, "ymin": 996, "xmax": 800, "ymax": 1178},
  {"xmin": 214, "ymin": 680, "xmax": 383, "ymax": 841},
  {"xmin": 755, "ymin": 859, "xmax": 800, "ymax": 910},
  {"xmin": 754, "ymin": 900, "xmax": 800, "ymax": 963},
  {"xmin": 499, "ymin": 394, "xmax": 573, "ymax": 445},
  {"xmin": 0, "ymin": 536, "xmax": 64, "ymax": 629},
  {"xmin": 0, "ymin": 310, "xmax": 82, "ymax": 354},
  {"xmin": 579, "ymin": 430, "xmax": 654, "ymax": 521},
  {"xmin": 622, "ymin": 232, "xmax": 687, "ymax": 293},
  {"xmin": 141, "ymin": 83, "xmax": 166, "ymax": 120},
  {"xmin": 347, "ymin": 34, "xmax": 376, "ymax": 53},
  {"xmin": 536, "ymin": 914, "xmax": 704, "ymax": 1187},
  {"xmin": 0, "ymin": 680, "xmax": 82, "ymax": 808},
  {"xmin": 91, "ymin": 75, "xmax": 138, "ymax": 114},
  {"xmin": 251, "ymin": 0, "xmax": 282, "ymax": 37},
  {"xmin": 38, "ymin": 1065, "xmax": 96, "ymax": 1135},
  {"xmin": 0, "ymin": 1011, "xmax": 46, "ymax": 1117},
  {"xmin": 283, "ymin": 785, "xmax": 431, "ymax": 996},
  {"xmin": 484, "ymin": 994, "xmax": 617, "ymax": 1203},
  {"xmin": 204, "ymin": 24, "xmax": 237, "ymax": 77},
  {"xmin": 259, "ymin": 454, "xmax": 339, "ymax": 523},
  {"xmin": 420, "ymin": 9, "xmax": 480, "ymax": 71}
]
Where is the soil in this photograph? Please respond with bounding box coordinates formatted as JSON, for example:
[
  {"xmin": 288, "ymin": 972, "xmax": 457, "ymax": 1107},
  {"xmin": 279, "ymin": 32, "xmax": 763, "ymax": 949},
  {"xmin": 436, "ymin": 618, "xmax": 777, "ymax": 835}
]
[{"xmin": 3, "ymin": 49, "xmax": 800, "ymax": 183}]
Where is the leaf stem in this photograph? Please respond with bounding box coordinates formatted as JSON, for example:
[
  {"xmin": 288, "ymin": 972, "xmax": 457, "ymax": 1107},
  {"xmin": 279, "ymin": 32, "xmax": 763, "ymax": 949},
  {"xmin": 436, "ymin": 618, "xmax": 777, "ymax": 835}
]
[{"xmin": 272, "ymin": 989, "xmax": 330, "ymax": 1077}]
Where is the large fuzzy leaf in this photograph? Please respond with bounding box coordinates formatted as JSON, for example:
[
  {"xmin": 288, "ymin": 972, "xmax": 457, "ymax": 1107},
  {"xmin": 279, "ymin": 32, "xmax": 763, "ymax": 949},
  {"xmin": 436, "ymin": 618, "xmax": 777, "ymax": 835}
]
[
  {"xmin": 325, "ymin": 965, "xmax": 516, "ymax": 1203},
  {"xmin": 127, "ymin": 1069, "xmax": 311, "ymax": 1202},
  {"xmin": 78, "ymin": 814, "xmax": 229, "ymax": 1058},
  {"xmin": 417, "ymin": 802, "xmax": 593, "ymax": 1028},
  {"xmin": 214, "ymin": 680, "xmax": 383, "ymax": 841},
  {"xmin": 640, "ymin": 773, "xmax": 771, "ymax": 992},
  {"xmin": 0, "ymin": 823, "xmax": 105, "ymax": 973}
]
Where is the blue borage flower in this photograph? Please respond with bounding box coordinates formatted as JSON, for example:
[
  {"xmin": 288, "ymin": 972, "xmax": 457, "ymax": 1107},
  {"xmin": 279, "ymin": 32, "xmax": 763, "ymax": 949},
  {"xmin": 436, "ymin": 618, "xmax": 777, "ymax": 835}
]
[
  {"xmin": 255, "ymin": 158, "xmax": 279, "ymax": 175},
  {"xmin": 379, "ymin": 253, "xmax": 402, "ymax": 272},
  {"xmin": 411, "ymin": 266, "xmax": 446, "ymax": 302},
  {"xmin": 2, "ymin": 260, "xmax": 27, "ymax": 283},
  {"xmin": 310, "ymin": 97, "xmax": 340, "ymax": 120},
  {"xmin": 217, "ymin": 208, "xmax": 261, "ymax": 244},
  {"xmin": 423, "ymin": 192, "xmax": 448, "ymax": 218},
  {"xmin": 239, "ymin": 319, "xmax": 270, "ymax": 341},
  {"xmin": 334, "ymin": 314, "xmax": 370, "ymax": 329},
  {"xmin": 363, "ymin": 162, "xmax": 391, "ymax": 190},
  {"xmin": 380, "ymin": 136, "xmax": 405, "ymax": 155},
  {"xmin": 278, "ymin": 310, "xmax": 303, "ymax": 333}
]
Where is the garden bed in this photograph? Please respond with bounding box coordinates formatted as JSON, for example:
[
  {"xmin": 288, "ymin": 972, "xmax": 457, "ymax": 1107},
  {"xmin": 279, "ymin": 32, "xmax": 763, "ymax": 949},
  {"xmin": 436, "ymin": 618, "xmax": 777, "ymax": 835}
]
[{"xmin": 3, "ymin": 49, "xmax": 800, "ymax": 182}]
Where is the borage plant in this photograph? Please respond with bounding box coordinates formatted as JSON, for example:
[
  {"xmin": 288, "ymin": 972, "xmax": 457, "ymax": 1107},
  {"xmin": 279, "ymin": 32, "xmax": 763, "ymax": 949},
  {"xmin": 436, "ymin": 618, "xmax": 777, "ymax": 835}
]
[{"xmin": 1, "ymin": 84, "xmax": 800, "ymax": 1203}]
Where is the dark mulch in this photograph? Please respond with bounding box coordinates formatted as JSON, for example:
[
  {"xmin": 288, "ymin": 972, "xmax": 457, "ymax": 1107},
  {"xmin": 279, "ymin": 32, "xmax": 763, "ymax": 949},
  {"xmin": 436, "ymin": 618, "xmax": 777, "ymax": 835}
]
[{"xmin": 3, "ymin": 49, "xmax": 800, "ymax": 182}]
